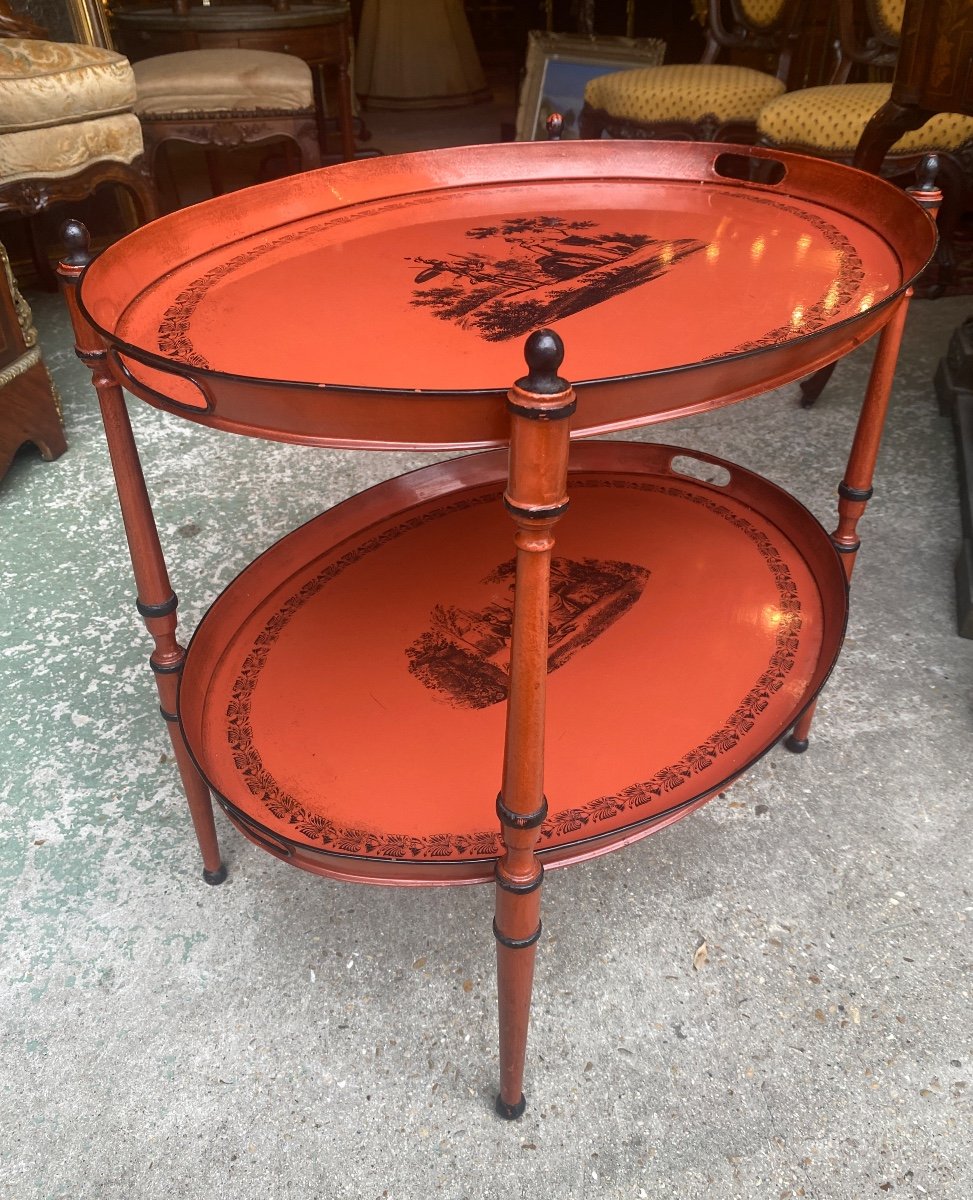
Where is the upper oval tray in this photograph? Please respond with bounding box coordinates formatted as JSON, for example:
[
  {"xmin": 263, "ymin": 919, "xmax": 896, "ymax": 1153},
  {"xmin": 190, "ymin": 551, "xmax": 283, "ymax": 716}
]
[{"xmin": 79, "ymin": 141, "xmax": 936, "ymax": 448}]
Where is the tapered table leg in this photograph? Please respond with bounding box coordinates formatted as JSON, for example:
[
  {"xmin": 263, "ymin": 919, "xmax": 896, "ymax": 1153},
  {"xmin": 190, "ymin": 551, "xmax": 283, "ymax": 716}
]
[
  {"xmin": 787, "ymin": 163, "xmax": 941, "ymax": 753},
  {"xmin": 57, "ymin": 220, "xmax": 225, "ymax": 883},
  {"xmin": 785, "ymin": 291, "xmax": 911, "ymax": 754},
  {"xmin": 493, "ymin": 330, "xmax": 574, "ymax": 1119},
  {"xmin": 787, "ymin": 156, "xmax": 940, "ymax": 748}
]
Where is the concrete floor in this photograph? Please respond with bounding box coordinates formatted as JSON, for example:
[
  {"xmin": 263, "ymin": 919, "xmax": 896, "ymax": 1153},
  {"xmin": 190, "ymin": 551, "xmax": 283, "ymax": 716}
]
[{"xmin": 2, "ymin": 90, "xmax": 972, "ymax": 1200}]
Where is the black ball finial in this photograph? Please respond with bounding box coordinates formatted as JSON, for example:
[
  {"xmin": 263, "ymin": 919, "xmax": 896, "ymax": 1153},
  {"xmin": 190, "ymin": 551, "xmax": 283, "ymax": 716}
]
[
  {"xmin": 61, "ymin": 219, "xmax": 92, "ymax": 266},
  {"xmin": 517, "ymin": 328, "xmax": 569, "ymax": 395}
]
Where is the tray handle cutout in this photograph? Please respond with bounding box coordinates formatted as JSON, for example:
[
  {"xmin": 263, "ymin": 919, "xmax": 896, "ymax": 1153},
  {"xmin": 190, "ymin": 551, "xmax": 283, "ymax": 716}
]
[
  {"xmin": 112, "ymin": 350, "xmax": 213, "ymax": 414},
  {"xmin": 712, "ymin": 152, "xmax": 787, "ymax": 186},
  {"xmin": 670, "ymin": 454, "xmax": 731, "ymax": 488}
]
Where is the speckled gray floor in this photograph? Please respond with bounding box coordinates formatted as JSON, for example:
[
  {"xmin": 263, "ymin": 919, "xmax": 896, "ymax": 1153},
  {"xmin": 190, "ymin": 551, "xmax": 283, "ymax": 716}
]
[{"xmin": 2, "ymin": 114, "xmax": 972, "ymax": 1200}]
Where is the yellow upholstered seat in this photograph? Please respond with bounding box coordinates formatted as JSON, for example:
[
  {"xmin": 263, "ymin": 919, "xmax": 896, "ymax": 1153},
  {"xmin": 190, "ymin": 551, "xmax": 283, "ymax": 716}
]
[
  {"xmin": 757, "ymin": 81, "xmax": 973, "ymax": 154},
  {"xmin": 578, "ymin": 0, "xmax": 799, "ymax": 144},
  {"xmin": 585, "ymin": 63, "xmax": 786, "ymax": 127}
]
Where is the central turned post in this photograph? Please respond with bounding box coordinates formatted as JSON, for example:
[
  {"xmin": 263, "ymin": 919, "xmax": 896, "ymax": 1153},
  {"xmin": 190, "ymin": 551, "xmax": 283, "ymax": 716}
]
[{"xmin": 494, "ymin": 329, "xmax": 575, "ymax": 1120}]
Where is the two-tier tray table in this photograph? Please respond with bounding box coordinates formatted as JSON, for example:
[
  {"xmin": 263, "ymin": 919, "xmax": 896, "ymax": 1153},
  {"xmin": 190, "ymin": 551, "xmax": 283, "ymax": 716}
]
[{"xmin": 60, "ymin": 140, "xmax": 937, "ymax": 1118}]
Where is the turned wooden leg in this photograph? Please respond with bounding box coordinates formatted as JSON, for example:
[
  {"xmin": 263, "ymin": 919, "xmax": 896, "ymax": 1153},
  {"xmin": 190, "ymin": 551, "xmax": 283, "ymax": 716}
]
[
  {"xmin": 494, "ymin": 330, "xmax": 574, "ymax": 1119},
  {"xmin": 785, "ymin": 291, "xmax": 911, "ymax": 754},
  {"xmin": 788, "ymin": 161, "xmax": 940, "ymax": 751},
  {"xmin": 57, "ymin": 220, "xmax": 225, "ymax": 883}
]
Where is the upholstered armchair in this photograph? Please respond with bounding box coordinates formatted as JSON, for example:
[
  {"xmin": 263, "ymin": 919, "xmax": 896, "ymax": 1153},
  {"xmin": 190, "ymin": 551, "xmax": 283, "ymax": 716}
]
[{"xmin": 0, "ymin": 2, "xmax": 157, "ymax": 277}]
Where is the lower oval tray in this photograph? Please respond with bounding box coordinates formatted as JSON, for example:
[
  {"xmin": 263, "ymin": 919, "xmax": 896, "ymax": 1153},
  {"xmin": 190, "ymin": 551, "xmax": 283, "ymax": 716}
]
[{"xmin": 179, "ymin": 442, "xmax": 847, "ymax": 883}]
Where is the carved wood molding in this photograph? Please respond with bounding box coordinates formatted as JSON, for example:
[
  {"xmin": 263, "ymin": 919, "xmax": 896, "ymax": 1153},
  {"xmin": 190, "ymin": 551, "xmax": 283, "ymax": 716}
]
[
  {"xmin": 0, "ymin": 156, "xmax": 159, "ymax": 221},
  {"xmin": 0, "ymin": 344, "xmax": 42, "ymax": 388},
  {"xmin": 579, "ymin": 104, "xmax": 761, "ymax": 145}
]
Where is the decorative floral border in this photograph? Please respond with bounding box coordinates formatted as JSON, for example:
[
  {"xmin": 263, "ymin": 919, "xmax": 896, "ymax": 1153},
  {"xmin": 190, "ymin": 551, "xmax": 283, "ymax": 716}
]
[
  {"xmin": 725, "ymin": 194, "xmax": 865, "ymax": 355},
  {"xmin": 223, "ymin": 478, "xmax": 805, "ymax": 861},
  {"xmin": 155, "ymin": 195, "xmax": 865, "ymax": 371},
  {"xmin": 156, "ymin": 196, "xmax": 423, "ymax": 367}
]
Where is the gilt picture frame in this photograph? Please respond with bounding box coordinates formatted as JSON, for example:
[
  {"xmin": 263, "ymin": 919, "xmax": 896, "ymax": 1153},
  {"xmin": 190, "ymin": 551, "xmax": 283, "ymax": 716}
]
[
  {"xmin": 65, "ymin": 0, "xmax": 112, "ymax": 47},
  {"xmin": 515, "ymin": 30, "xmax": 665, "ymax": 142}
]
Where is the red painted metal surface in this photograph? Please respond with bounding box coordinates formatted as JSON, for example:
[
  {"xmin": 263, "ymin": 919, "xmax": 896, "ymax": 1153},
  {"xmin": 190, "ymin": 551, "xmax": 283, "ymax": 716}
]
[
  {"xmin": 178, "ymin": 441, "xmax": 848, "ymax": 884},
  {"xmin": 77, "ymin": 141, "xmax": 936, "ymax": 448},
  {"xmin": 64, "ymin": 142, "xmax": 928, "ymax": 1114}
]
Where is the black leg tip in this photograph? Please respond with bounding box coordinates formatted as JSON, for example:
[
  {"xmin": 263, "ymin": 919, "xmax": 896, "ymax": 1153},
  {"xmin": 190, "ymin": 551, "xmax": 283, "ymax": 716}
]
[
  {"xmin": 784, "ymin": 735, "xmax": 810, "ymax": 755},
  {"xmin": 495, "ymin": 1093, "xmax": 527, "ymax": 1120},
  {"xmin": 203, "ymin": 863, "xmax": 228, "ymax": 885}
]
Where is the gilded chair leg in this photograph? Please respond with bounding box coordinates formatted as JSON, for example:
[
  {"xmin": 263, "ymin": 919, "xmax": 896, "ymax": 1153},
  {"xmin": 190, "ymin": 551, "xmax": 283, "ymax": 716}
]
[
  {"xmin": 57, "ymin": 220, "xmax": 226, "ymax": 882},
  {"xmin": 493, "ymin": 330, "xmax": 574, "ymax": 1118}
]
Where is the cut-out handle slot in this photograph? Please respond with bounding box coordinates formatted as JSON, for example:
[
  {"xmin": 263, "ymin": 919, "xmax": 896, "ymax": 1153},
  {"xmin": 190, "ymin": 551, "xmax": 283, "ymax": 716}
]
[
  {"xmin": 113, "ymin": 351, "xmax": 212, "ymax": 413},
  {"xmin": 670, "ymin": 454, "xmax": 732, "ymax": 487},
  {"xmin": 713, "ymin": 152, "xmax": 786, "ymax": 185}
]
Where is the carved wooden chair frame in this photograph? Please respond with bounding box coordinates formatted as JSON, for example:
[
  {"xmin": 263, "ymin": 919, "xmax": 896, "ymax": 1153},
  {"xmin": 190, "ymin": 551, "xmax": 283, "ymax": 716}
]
[
  {"xmin": 138, "ymin": 105, "xmax": 322, "ymax": 206},
  {"xmin": 578, "ymin": 0, "xmax": 806, "ymax": 144}
]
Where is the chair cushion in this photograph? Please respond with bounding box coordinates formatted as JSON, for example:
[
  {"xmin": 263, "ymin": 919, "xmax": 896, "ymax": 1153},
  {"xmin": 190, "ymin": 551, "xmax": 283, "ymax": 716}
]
[
  {"xmin": 0, "ymin": 39, "xmax": 136, "ymax": 134},
  {"xmin": 0, "ymin": 113, "xmax": 143, "ymax": 183},
  {"xmin": 873, "ymin": 0, "xmax": 905, "ymax": 39},
  {"xmin": 584, "ymin": 64, "xmax": 786, "ymax": 125},
  {"xmin": 738, "ymin": 0, "xmax": 787, "ymax": 28},
  {"xmin": 757, "ymin": 82, "xmax": 973, "ymax": 154},
  {"xmin": 133, "ymin": 49, "xmax": 313, "ymax": 116}
]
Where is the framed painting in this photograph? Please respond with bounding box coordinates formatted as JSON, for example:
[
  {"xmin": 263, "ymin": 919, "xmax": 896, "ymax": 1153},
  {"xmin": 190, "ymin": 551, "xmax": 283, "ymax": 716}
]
[{"xmin": 515, "ymin": 30, "xmax": 665, "ymax": 142}]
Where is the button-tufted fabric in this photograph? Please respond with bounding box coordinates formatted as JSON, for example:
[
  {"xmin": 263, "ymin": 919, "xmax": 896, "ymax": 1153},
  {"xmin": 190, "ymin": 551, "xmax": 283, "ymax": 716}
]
[
  {"xmin": 0, "ymin": 38, "xmax": 136, "ymax": 133},
  {"xmin": 585, "ymin": 64, "xmax": 786, "ymax": 125},
  {"xmin": 739, "ymin": 0, "xmax": 787, "ymax": 29},
  {"xmin": 758, "ymin": 82, "xmax": 973, "ymax": 153},
  {"xmin": 870, "ymin": 0, "xmax": 905, "ymax": 40},
  {"xmin": 133, "ymin": 49, "xmax": 313, "ymax": 116}
]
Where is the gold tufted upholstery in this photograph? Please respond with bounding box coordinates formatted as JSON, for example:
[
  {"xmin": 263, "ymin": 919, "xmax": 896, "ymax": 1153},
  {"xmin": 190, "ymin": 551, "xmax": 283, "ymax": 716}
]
[
  {"xmin": 869, "ymin": 0, "xmax": 905, "ymax": 39},
  {"xmin": 585, "ymin": 63, "xmax": 786, "ymax": 125},
  {"xmin": 739, "ymin": 0, "xmax": 787, "ymax": 29},
  {"xmin": 758, "ymin": 81, "xmax": 973, "ymax": 153},
  {"xmin": 579, "ymin": 0, "xmax": 798, "ymax": 144},
  {"xmin": 133, "ymin": 49, "xmax": 313, "ymax": 116}
]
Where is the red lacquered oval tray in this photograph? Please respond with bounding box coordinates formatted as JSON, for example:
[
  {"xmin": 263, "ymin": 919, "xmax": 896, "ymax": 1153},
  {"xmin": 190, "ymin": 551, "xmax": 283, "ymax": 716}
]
[
  {"xmin": 178, "ymin": 442, "xmax": 847, "ymax": 883},
  {"xmin": 78, "ymin": 142, "xmax": 935, "ymax": 449}
]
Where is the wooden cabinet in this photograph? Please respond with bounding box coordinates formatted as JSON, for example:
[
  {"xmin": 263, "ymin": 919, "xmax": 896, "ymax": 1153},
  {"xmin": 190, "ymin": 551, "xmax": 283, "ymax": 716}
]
[{"xmin": 0, "ymin": 243, "xmax": 66, "ymax": 483}]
